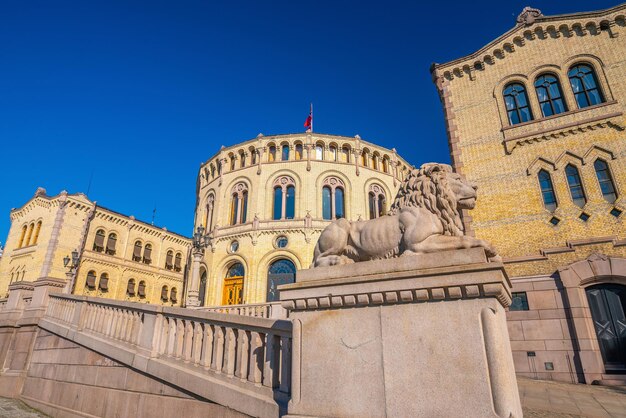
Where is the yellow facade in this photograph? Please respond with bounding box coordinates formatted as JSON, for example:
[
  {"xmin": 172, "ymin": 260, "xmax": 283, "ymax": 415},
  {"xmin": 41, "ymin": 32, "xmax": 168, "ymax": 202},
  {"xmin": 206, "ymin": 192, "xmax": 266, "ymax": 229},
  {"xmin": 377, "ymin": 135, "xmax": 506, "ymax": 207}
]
[
  {"xmin": 431, "ymin": 5, "xmax": 626, "ymax": 276},
  {"xmin": 194, "ymin": 133, "xmax": 412, "ymax": 305},
  {"xmin": 0, "ymin": 188, "xmax": 190, "ymax": 306}
]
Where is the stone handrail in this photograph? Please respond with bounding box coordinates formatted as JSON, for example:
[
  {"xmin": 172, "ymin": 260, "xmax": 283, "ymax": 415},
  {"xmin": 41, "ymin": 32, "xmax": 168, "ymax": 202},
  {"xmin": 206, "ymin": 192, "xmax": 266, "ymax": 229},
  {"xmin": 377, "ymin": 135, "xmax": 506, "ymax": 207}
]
[
  {"xmin": 42, "ymin": 293, "xmax": 292, "ymax": 418},
  {"xmin": 196, "ymin": 301, "xmax": 288, "ymax": 319}
]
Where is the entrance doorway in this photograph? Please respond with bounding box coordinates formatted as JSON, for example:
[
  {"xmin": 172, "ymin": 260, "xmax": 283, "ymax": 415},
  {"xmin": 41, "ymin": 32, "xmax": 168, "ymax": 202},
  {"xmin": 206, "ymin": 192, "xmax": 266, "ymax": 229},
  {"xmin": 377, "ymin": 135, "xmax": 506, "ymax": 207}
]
[
  {"xmin": 267, "ymin": 259, "xmax": 296, "ymax": 302},
  {"xmin": 586, "ymin": 284, "xmax": 626, "ymax": 372},
  {"xmin": 223, "ymin": 263, "xmax": 244, "ymax": 305}
]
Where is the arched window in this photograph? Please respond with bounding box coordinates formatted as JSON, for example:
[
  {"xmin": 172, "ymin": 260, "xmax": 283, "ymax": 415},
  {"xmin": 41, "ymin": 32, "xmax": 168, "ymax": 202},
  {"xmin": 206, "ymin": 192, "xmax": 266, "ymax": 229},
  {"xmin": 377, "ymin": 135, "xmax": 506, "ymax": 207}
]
[
  {"xmin": 138, "ymin": 280, "xmax": 146, "ymax": 298},
  {"xmin": 268, "ymin": 145, "xmax": 276, "ymax": 162},
  {"xmin": 329, "ymin": 145, "xmax": 337, "ymax": 161},
  {"xmin": 594, "ymin": 159, "xmax": 617, "ymax": 203},
  {"xmin": 170, "ymin": 287, "xmax": 178, "ymax": 303},
  {"xmin": 341, "ymin": 146, "xmax": 350, "ymax": 163},
  {"xmin": 250, "ymin": 147, "xmax": 257, "ymax": 165},
  {"xmin": 105, "ymin": 233, "xmax": 117, "ymax": 255},
  {"xmin": 127, "ymin": 279, "xmax": 136, "ymax": 296},
  {"xmin": 322, "ymin": 177, "xmax": 346, "ymax": 220},
  {"xmin": 86, "ymin": 270, "xmax": 97, "ymax": 289},
  {"xmin": 281, "ymin": 144, "xmax": 290, "ymax": 161},
  {"xmin": 382, "ymin": 158, "xmax": 389, "ymax": 173},
  {"xmin": 361, "ymin": 152, "xmax": 367, "ymax": 167},
  {"xmin": 93, "ymin": 229, "xmax": 105, "ymax": 252},
  {"xmin": 204, "ymin": 194, "xmax": 215, "ymax": 230},
  {"xmin": 223, "ymin": 262, "xmax": 245, "ymax": 305},
  {"xmin": 199, "ymin": 269, "xmax": 207, "ymax": 307},
  {"xmin": 174, "ymin": 252, "xmax": 182, "ymax": 272},
  {"xmin": 565, "ymin": 164, "xmax": 586, "ymax": 208},
  {"xmin": 538, "ymin": 169, "xmax": 557, "ymax": 211},
  {"xmin": 239, "ymin": 151, "xmax": 246, "ymax": 168},
  {"xmin": 368, "ymin": 185, "xmax": 387, "ymax": 219},
  {"xmin": 372, "ymin": 153, "xmax": 380, "ymax": 170},
  {"xmin": 504, "ymin": 83, "xmax": 533, "ymax": 125},
  {"xmin": 272, "ymin": 176, "xmax": 296, "ymax": 220},
  {"xmin": 161, "ymin": 285, "xmax": 169, "ymax": 302},
  {"xmin": 295, "ymin": 144, "xmax": 303, "ymax": 160},
  {"xmin": 229, "ymin": 155, "xmax": 236, "ymax": 171},
  {"xmin": 98, "ymin": 273, "xmax": 109, "ymax": 291},
  {"xmin": 267, "ymin": 259, "xmax": 296, "ymax": 302},
  {"xmin": 210, "ymin": 164, "xmax": 216, "ymax": 178},
  {"xmin": 32, "ymin": 221, "xmax": 42, "ymax": 245},
  {"xmin": 132, "ymin": 241, "xmax": 143, "ymax": 262},
  {"xmin": 315, "ymin": 144, "xmax": 324, "ymax": 160},
  {"xmin": 143, "ymin": 243, "xmax": 152, "ymax": 264},
  {"xmin": 165, "ymin": 250, "xmax": 174, "ymax": 270},
  {"xmin": 568, "ymin": 64, "xmax": 604, "ymax": 109},
  {"xmin": 25, "ymin": 223, "xmax": 34, "ymax": 247},
  {"xmin": 535, "ymin": 74, "xmax": 567, "ymax": 117},
  {"xmin": 230, "ymin": 183, "xmax": 249, "ymax": 225},
  {"xmin": 18, "ymin": 225, "xmax": 27, "ymax": 248}
]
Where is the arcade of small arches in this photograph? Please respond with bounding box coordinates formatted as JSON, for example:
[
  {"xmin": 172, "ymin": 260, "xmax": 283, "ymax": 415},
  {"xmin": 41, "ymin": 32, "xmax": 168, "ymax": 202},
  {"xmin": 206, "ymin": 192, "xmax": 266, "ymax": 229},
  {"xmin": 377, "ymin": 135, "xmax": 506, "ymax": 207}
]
[
  {"xmin": 83, "ymin": 269, "xmax": 179, "ymax": 304},
  {"xmin": 16, "ymin": 220, "xmax": 43, "ymax": 249}
]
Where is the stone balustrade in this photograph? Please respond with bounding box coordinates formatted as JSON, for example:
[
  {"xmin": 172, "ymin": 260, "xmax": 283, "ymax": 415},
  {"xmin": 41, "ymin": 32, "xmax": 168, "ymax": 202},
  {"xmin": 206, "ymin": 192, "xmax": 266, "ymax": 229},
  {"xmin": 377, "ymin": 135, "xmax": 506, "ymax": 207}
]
[
  {"xmin": 40, "ymin": 293, "xmax": 292, "ymax": 418},
  {"xmin": 196, "ymin": 301, "xmax": 288, "ymax": 319}
]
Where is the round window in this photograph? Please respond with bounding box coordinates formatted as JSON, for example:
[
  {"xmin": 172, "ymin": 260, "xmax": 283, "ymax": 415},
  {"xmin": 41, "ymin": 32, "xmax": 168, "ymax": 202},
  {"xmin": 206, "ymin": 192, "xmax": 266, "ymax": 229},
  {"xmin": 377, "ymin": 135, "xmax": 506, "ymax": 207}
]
[
  {"xmin": 229, "ymin": 240, "xmax": 239, "ymax": 253},
  {"xmin": 275, "ymin": 236, "xmax": 288, "ymax": 248}
]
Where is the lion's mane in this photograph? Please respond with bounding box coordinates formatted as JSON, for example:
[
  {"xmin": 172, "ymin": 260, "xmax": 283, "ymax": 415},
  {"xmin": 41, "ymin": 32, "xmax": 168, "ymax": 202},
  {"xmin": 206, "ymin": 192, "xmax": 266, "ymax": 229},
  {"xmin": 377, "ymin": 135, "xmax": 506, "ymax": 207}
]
[{"xmin": 388, "ymin": 163, "xmax": 464, "ymax": 237}]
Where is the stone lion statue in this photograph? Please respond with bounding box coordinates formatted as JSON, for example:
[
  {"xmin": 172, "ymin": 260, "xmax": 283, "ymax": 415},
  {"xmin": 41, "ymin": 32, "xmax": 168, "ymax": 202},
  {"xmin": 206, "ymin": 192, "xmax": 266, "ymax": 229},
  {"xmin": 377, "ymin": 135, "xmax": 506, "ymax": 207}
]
[{"xmin": 311, "ymin": 163, "xmax": 499, "ymax": 267}]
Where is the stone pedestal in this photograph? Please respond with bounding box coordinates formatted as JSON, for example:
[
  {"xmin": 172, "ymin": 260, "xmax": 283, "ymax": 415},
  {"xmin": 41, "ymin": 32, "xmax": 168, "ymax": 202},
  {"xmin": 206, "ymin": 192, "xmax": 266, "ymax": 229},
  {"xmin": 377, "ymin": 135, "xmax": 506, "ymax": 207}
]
[{"xmin": 279, "ymin": 248, "xmax": 522, "ymax": 418}]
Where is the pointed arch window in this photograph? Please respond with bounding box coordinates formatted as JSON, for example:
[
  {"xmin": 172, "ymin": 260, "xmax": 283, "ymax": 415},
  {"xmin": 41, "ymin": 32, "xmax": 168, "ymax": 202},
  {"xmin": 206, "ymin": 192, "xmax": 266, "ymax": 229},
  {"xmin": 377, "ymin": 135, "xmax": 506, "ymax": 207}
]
[
  {"xmin": 503, "ymin": 83, "xmax": 533, "ymax": 125},
  {"xmin": 272, "ymin": 176, "xmax": 296, "ymax": 220},
  {"xmin": 132, "ymin": 241, "xmax": 143, "ymax": 262},
  {"xmin": 105, "ymin": 233, "xmax": 117, "ymax": 255},
  {"xmin": 535, "ymin": 74, "xmax": 567, "ymax": 117},
  {"xmin": 322, "ymin": 177, "xmax": 346, "ymax": 220},
  {"xmin": 93, "ymin": 229, "xmax": 105, "ymax": 252},
  {"xmin": 281, "ymin": 144, "xmax": 290, "ymax": 161},
  {"xmin": 295, "ymin": 144, "xmax": 303, "ymax": 160},
  {"xmin": 594, "ymin": 159, "xmax": 617, "ymax": 203},
  {"xmin": 565, "ymin": 165, "xmax": 586, "ymax": 208},
  {"xmin": 368, "ymin": 185, "xmax": 387, "ymax": 219},
  {"xmin": 538, "ymin": 169, "xmax": 557, "ymax": 211},
  {"xmin": 230, "ymin": 183, "xmax": 249, "ymax": 225},
  {"xmin": 568, "ymin": 64, "xmax": 604, "ymax": 109}
]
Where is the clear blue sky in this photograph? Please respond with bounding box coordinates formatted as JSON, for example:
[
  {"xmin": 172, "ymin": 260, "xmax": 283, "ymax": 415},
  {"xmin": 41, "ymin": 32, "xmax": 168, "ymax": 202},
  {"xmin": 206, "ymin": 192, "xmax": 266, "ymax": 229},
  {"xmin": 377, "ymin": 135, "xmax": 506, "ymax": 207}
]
[{"xmin": 0, "ymin": 0, "xmax": 618, "ymax": 242}]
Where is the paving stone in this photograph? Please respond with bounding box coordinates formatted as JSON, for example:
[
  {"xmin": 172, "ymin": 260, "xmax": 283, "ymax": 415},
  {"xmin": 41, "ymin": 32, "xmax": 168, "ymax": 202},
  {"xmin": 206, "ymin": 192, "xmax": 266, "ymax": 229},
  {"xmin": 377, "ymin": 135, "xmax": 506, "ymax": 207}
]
[{"xmin": 0, "ymin": 398, "xmax": 48, "ymax": 417}]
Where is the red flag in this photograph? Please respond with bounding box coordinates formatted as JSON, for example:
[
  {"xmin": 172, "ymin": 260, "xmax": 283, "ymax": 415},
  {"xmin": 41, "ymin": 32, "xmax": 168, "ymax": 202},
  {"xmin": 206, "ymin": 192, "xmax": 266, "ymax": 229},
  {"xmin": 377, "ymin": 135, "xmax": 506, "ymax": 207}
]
[{"xmin": 304, "ymin": 104, "xmax": 313, "ymax": 131}]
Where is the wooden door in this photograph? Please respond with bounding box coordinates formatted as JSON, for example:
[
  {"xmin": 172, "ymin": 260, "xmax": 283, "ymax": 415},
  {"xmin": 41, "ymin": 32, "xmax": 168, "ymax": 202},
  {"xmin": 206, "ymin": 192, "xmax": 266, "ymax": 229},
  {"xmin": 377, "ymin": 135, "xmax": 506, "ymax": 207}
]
[
  {"xmin": 222, "ymin": 276, "xmax": 244, "ymax": 305},
  {"xmin": 586, "ymin": 284, "xmax": 626, "ymax": 371}
]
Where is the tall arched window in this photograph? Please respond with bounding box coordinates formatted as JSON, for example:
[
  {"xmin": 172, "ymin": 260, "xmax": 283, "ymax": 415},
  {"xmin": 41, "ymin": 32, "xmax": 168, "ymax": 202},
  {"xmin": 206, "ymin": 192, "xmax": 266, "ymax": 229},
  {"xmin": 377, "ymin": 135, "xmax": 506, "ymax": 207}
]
[
  {"xmin": 281, "ymin": 144, "xmax": 290, "ymax": 161},
  {"xmin": 25, "ymin": 223, "xmax": 34, "ymax": 247},
  {"xmin": 268, "ymin": 145, "xmax": 276, "ymax": 162},
  {"xmin": 565, "ymin": 164, "xmax": 586, "ymax": 208},
  {"xmin": 93, "ymin": 229, "xmax": 105, "ymax": 252},
  {"xmin": 138, "ymin": 280, "xmax": 146, "ymax": 298},
  {"xmin": 361, "ymin": 152, "xmax": 367, "ymax": 167},
  {"xmin": 165, "ymin": 250, "xmax": 174, "ymax": 270},
  {"xmin": 161, "ymin": 285, "xmax": 169, "ymax": 302},
  {"xmin": 329, "ymin": 145, "xmax": 337, "ymax": 161},
  {"xmin": 223, "ymin": 262, "xmax": 245, "ymax": 305},
  {"xmin": 229, "ymin": 155, "xmax": 236, "ymax": 171},
  {"xmin": 132, "ymin": 241, "xmax": 143, "ymax": 262},
  {"xmin": 127, "ymin": 278, "xmax": 136, "ymax": 296},
  {"xmin": 239, "ymin": 151, "xmax": 246, "ymax": 168},
  {"xmin": 535, "ymin": 74, "xmax": 567, "ymax": 117},
  {"xmin": 199, "ymin": 269, "xmax": 207, "ymax": 307},
  {"xmin": 322, "ymin": 177, "xmax": 346, "ymax": 220},
  {"xmin": 18, "ymin": 225, "xmax": 27, "ymax": 248},
  {"xmin": 86, "ymin": 270, "xmax": 97, "ymax": 289},
  {"xmin": 341, "ymin": 146, "xmax": 350, "ymax": 163},
  {"xmin": 98, "ymin": 273, "xmax": 109, "ymax": 291},
  {"xmin": 33, "ymin": 221, "xmax": 42, "ymax": 245},
  {"xmin": 205, "ymin": 193, "xmax": 215, "ymax": 230},
  {"xmin": 250, "ymin": 147, "xmax": 257, "ymax": 165},
  {"xmin": 230, "ymin": 183, "xmax": 249, "ymax": 225},
  {"xmin": 568, "ymin": 64, "xmax": 604, "ymax": 109},
  {"xmin": 267, "ymin": 259, "xmax": 296, "ymax": 302},
  {"xmin": 368, "ymin": 185, "xmax": 387, "ymax": 219},
  {"xmin": 143, "ymin": 243, "xmax": 152, "ymax": 264},
  {"xmin": 315, "ymin": 144, "xmax": 324, "ymax": 160},
  {"xmin": 372, "ymin": 153, "xmax": 380, "ymax": 170},
  {"xmin": 594, "ymin": 159, "xmax": 617, "ymax": 203},
  {"xmin": 210, "ymin": 164, "xmax": 216, "ymax": 178},
  {"xmin": 504, "ymin": 83, "xmax": 533, "ymax": 125},
  {"xmin": 170, "ymin": 287, "xmax": 178, "ymax": 303},
  {"xmin": 295, "ymin": 143, "xmax": 303, "ymax": 160},
  {"xmin": 105, "ymin": 233, "xmax": 117, "ymax": 255},
  {"xmin": 174, "ymin": 252, "xmax": 182, "ymax": 272},
  {"xmin": 382, "ymin": 158, "xmax": 389, "ymax": 173},
  {"xmin": 272, "ymin": 176, "xmax": 296, "ymax": 220},
  {"xmin": 538, "ymin": 169, "xmax": 557, "ymax": 211}
]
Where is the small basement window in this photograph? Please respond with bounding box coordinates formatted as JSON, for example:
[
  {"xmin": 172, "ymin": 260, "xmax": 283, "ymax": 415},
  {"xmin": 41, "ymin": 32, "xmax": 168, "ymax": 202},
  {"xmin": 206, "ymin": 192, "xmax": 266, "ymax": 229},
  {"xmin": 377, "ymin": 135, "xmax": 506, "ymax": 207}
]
[{"xmin": 510, "ymin": 292, "xmax": 529, "ymax": 311}]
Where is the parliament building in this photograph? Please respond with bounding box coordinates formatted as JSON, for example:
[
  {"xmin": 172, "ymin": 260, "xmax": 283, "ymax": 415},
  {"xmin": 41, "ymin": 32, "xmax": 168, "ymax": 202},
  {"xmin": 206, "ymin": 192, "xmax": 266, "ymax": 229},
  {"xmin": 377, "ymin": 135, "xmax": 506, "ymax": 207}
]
[{"xmin": 0, "ymin": 3, "xmax": 624, "ymax": 386}]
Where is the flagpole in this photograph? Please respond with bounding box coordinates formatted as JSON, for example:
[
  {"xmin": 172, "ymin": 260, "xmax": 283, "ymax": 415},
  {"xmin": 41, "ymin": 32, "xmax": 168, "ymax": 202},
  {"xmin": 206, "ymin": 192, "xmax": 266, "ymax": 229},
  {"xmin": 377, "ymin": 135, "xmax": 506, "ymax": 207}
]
[{"xmin": 310, "ymin": 103, "xmax": 313, "ymax": 133}]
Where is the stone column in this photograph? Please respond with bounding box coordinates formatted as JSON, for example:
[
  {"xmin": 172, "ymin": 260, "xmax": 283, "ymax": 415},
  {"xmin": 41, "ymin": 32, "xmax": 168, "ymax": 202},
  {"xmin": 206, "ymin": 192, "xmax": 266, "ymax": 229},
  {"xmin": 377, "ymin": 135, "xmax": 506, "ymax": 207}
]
[
  {"xmin": 256, "ymin": 147, "xmax": 264, "ymax": 175},
  {"xmin": 186, "ymin": 248, "xmax": 204, "ymax": 307},
  {"xmin": 280, "ymin": 248, "xmax": 522, "ymax": 418},
  {"xmin": 353, "ymin": 148, "xmax": 360, "ymax": 176},
  {"xmin": 305, "ymin": 144, "xmax": 312, "ymax": 172}
]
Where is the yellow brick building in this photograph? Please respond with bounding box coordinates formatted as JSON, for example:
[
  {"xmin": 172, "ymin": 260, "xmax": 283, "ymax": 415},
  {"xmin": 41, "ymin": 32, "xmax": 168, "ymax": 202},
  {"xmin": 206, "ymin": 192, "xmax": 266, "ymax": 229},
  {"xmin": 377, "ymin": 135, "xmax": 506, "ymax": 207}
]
[
  {"xmin": 432, "ymin": 5, "xmax": 626, "ymax": 383},
  {"xmin": 0, "ymin": 188, "xmax": 190, "ymax": 306},
  {"xmin": 188, "ymin": 133, "xmax": 412, "ymax": 307}
]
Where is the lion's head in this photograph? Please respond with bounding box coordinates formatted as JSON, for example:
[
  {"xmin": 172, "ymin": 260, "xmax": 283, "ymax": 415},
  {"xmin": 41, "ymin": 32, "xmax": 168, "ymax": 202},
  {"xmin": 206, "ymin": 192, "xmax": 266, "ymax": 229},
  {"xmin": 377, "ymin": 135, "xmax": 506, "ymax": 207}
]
[{"xmin": 389, "ymin": 163, "xmax": 477, "ymax": 236}]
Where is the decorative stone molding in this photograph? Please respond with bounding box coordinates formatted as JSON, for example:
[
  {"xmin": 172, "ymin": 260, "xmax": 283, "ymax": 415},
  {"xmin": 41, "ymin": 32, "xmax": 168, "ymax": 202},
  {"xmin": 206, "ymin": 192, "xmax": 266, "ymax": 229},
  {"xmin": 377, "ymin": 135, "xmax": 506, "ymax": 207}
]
[
  {"xmin": 558, "ymin": 253, "xmax": 626, "ymax": 288},
  {"xmin": 517, "ymin": 7, "xmax": 543, "ymax": 26}
]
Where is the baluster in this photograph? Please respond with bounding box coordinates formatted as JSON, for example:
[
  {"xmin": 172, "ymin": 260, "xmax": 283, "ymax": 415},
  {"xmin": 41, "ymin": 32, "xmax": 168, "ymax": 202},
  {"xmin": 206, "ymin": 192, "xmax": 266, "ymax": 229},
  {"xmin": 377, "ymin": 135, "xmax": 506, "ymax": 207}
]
[
  {"xmin": 212, "ymin": 326, "xmax": 225, "ymax": 372},
  {"xmin": 159, "ymin": 317, "xmax": 169, "ymax": 355},
  {"xmin": 223, "ymin": 328, "xmax": 237, "ymax": 376},
  {"xmin": 192, "ymin": 322, "xmax": 203, "ymax": 365},
  {"xmin": 236, "ymin": 330, "xmax": 250, "ymax": 380},
  {"xmin": 109, "ymin": 308, "xmax": 118, "ymax": 338},
  {"xmin": 248, "ymin": 331, "xmax": 263, "ymax": 384},
  {"xmin": 201, "ymin": 324, "xmax": 214, "ymax": 369},
  {"xmin": 175, "ymin": 319, "xmax": 185, "ymax": 359},
  {"xmin": 124, "ymin": 311, "xmax": 134, "ymax": 342},
  {"xmin": 279, "ymin": 335, "xmax": 291, "ymax": 394},
  {"xmin": 119, "ymin": 311, "xmax": 129, "ymax": 341},
  {"xmin": 183, "ymin": 320, "xmax": 194, "ymax": 362},
  {"xmin": 167, "ymin": 317, "xmax": 177, "ymax": 357},
  {"xmin": 263, "ymin": 332, "xmax": 279, "ymax": 388}
]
